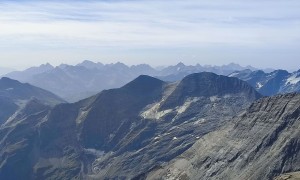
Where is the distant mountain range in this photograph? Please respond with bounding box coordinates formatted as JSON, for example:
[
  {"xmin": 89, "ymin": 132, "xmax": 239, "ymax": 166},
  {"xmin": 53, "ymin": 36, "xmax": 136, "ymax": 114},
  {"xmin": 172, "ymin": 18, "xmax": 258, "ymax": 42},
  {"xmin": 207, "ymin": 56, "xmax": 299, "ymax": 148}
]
[
  {"xmin": 0, "ymin": 72, "xmax": 261, "ymax": 179},
  {"xmin": 2, "ymin": 60, "xmax": 270, "ymax": 102},
  {"xmin": 229, "ymin": 69, "xmax": 300, "ymax": 96}
]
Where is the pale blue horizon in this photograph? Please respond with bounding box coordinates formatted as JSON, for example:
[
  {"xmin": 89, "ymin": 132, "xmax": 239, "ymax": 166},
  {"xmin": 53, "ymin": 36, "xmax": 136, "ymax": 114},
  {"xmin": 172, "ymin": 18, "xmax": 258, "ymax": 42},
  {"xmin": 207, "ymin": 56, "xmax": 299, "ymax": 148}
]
[{"xmin": 0, "ymin": 0, "xmax": 299, "ymax": 71}]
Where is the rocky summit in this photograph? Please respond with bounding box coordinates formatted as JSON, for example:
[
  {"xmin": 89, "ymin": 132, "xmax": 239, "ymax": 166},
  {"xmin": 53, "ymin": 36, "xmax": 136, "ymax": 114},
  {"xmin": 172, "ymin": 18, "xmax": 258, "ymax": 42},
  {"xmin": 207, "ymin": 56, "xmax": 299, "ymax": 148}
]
[{"xmin": 0, "ymin": 72, "xmax": 260, "ymax": 180}]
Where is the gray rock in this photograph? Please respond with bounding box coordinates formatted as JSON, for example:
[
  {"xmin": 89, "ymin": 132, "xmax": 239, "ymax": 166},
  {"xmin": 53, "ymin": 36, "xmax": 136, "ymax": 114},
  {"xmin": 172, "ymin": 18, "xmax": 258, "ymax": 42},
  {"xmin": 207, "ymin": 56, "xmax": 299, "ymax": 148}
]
[{"xmin": 147, "ymin": 93, "xmax": 300, "ymax": 180}]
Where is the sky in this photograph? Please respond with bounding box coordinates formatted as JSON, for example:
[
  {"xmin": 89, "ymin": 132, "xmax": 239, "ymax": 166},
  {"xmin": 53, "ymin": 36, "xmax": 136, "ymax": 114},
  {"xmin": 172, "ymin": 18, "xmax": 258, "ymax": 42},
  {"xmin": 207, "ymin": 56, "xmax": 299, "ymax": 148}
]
[{"xmin": 0, "ymin": 0, "xmax": 300, "ymax": 70}]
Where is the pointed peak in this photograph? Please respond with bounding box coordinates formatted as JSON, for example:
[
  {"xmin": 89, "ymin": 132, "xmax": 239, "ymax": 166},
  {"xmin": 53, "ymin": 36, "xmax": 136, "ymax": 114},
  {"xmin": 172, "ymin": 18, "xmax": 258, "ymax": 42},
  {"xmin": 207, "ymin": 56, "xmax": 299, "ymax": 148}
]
[
  {"xmin": 115, "ymin": 62, "xmax": 127, "ymax": 66},
  {"xmin": 135, "ymin": 75, "xmax": 163, "ymax": 81},
  {"xmin": 76, "ymin": 60, "xmax": 104, "ymax": 69},
  {"xmin": 176, "ymin": 62, "xmax": 185, "ymax": 67},
  {"xmin": 1, "ymin": 76, "xmax": 11, "ymax": 81},
  {"xmin": 76, "ymin": 60, "xmax": 95, "ymax": 66},
  {"xmin": 82, "ymin": 60, "xmax": 95, "ymax": 64},
  {"xmin": 0, "ymin": 77, "xmax": 27, "ymax": 90},
  {"xmin": 58, "ymin": 63, "xmax": 70, "ymax": 69},
  {"xmin": 40, "ymin": 63, "xmax": 54, "ymax": 68},
  {"xmin": 122, "ymin": 75, "xmax": 165, "ymax": 92},
  {"xmin": 272, "ymin": 69, "xmax": 289, "ymax": 74},
  {"xmin": 108, "ymin": 62, "xmax": 129, "ymax": 69},
  {"xmin": 251, "ymin": 70, "xmax": 265, "ymax": 75}
]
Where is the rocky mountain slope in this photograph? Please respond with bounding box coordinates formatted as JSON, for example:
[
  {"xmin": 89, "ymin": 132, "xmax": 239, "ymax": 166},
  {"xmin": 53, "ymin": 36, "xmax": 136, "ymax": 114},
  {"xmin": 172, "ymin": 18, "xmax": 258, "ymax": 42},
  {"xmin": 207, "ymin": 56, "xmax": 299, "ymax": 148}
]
[
  {"xmin": 229, "ymin": 69, "xmax": 300, "ymax": 96},
  {"xmin": 0, "ymin": 77, "xmax": 65, "ymax": 125},
  {"xmin": 147, "ymin": 93, "xmax": 300, "ymax": 180},
  {"xmin": 3, "ymin": 61, "xmax": 258, "ymax": 102},
  {"xmin": 0, "ymin": 72, "xmax": 261, "ymax": 180}
]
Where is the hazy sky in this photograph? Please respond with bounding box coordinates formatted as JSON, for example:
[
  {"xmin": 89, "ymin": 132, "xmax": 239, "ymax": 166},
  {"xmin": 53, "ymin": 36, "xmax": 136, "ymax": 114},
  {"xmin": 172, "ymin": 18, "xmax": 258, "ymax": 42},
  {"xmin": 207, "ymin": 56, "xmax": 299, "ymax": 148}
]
[{"xmin": 0, "ymin": 0, "xmax": 300, "ymax": 70}]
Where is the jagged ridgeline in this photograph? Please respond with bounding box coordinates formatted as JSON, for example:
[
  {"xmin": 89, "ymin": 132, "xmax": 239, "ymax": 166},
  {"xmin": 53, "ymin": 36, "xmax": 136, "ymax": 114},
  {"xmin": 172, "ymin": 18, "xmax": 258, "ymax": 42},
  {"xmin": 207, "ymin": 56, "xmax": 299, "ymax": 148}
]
[
  {"xmin": 2, "ymin": 61, "xmax": 260, "ymax": 102},
  {"xmin": 0, "ymin": 72, "xmax": 261, "ymax": 179}
]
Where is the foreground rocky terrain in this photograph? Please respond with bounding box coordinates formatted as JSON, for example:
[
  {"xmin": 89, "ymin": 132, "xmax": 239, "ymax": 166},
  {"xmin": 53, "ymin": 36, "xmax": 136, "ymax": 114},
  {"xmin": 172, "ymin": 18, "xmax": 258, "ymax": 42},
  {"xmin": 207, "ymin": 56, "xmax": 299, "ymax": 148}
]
[
  {"xmin": 147, "ymin": 93, "xmax": 300, "ymax": 180},
  {"xmin": 275, "ymin": 172, "xmax": 300, "ymax": 180},
  {"xmin": 0, "ymin": 72, "xmax": 260, "ymax": 179}
]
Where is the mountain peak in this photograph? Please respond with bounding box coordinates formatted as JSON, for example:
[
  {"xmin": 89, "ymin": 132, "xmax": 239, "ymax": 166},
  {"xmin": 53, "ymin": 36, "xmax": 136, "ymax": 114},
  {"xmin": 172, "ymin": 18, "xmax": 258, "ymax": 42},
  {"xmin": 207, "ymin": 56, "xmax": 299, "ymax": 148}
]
[
  {"xmin": 41, "ymin": 62, "xmax": 53, "ymax": 67},
  {"xmin": 180, "ymin": 72, "xmax": 260, "ymax": 95},
  {"xmin": 1, "ymin": 76, "xmax": 12, "ymax": 81},
  {"xmin": 160, "ymin": 72, "xmax": 261, "ymax": 110},
  {"xmin": 122, "ymin": 75, "xmax": 165, "ymax": 93},
  {"xmin": 271, "ymin": 69, "xmax": 289, "ymax": 76},
  {"xmin": 115, "ymin": 62, "xmax": 128, "ymax": 67},
  {"xmin": 76, "ymin": 60, "xmax": 104, "ymax": 69},
  {"xmin": 0, "ymin": 77, "xmax": 21, "ymax": 87},
  {"xmin": 176, "ymin": 62, "xmax": 185, "ymax": 67}
]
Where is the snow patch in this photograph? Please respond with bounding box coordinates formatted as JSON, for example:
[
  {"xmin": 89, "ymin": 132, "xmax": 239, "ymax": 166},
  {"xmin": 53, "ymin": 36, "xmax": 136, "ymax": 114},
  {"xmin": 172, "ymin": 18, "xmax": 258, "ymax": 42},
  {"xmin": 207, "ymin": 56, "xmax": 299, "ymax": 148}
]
[
  {"xmin": 141, "ymin": 97, "xmax": 200, "ymax": 120},
  {"xmin": 5, "ymin": 88, "xmax": 14, "ymax": 91},
  {"xmin": 109, "ymin": 133, "xmax": 115, "ymax": 139},
  {"xmin": 228, "ymin": 72, "xmax": 239, "ymax": 77},
  {"xmin": 256, "ymin": 82, "xmax": 263, "ymax": 89},
  {"xmin": 210, "ymin": 96, "xmax": 220, "ymax": 102},
  {"xmin": 173, "ymin": 137, "xmax": 178, "ymax": 140},
  {"xmin": 193, "ymin": 118, "xmax": 206, "ymax": 125},
  {"xmin": 177, "ymin": 97, "xmax": 200, "ymax": 114},
  {"xmin": 286, "ymin": 74, "xmax": 300, "ymax": 85},
  {"xmin": 154, "ymin": 136, "xmax": 160, "ymax": 140},
  {"xmin": 84, "ymin": 148, "xmax": 105, "ymax": 157},
  {"xmin": 223, "ymin": 94, "xmax": 232, "ymax": 98},
  {"xmin": 130, "ymin": 122, "xmax": 137, "ymax": 131},
  {"xmin": 141, "ymin": 100, "xmax": 173, "ymax": 120}
]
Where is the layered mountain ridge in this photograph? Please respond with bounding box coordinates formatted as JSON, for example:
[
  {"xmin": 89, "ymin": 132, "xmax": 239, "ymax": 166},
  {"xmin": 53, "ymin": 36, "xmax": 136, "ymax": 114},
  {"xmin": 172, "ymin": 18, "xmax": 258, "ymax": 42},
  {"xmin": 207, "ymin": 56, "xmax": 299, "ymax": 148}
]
[
  {"xmin": 0, "ymin": 72, "xmax": 261, "ymax": 179},
  {"xmin": 2, "ymin": 61, "xmax": 263, "ymax": 102}
]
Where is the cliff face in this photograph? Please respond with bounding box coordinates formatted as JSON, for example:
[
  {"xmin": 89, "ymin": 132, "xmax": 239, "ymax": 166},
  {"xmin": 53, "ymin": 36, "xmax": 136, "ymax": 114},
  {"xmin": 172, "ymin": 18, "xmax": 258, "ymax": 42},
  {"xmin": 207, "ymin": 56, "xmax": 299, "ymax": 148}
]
[{"xmin": 147, "ymin": 93, "xmax": 300, "ymax": 180}]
